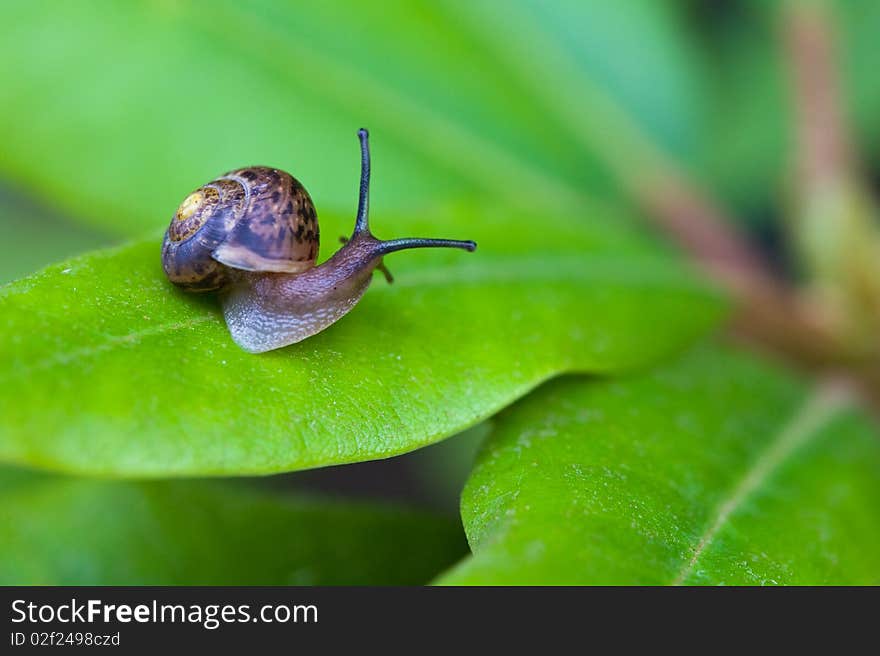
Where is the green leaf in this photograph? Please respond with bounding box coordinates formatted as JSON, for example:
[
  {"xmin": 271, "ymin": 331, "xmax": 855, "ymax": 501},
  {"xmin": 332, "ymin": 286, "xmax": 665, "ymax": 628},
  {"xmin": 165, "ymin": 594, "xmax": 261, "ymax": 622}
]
[
  {"xmin": 0, "ymin": 0, "xmax": 703, "ymax": 236},
  {"xmin": 0, "ymin": 204, "xmax": 723, "ymax": 477},
  {"xmin": 438, "ymin": 346, "xmax": 880, "ymax": 585},
  {"xmin": 0, "ymin": 468, "xmax": 466, "ymax": 585}
]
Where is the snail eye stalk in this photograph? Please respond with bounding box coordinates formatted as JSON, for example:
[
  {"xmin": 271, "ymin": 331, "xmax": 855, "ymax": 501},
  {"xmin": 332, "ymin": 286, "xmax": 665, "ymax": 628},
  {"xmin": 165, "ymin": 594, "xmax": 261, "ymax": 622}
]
[{"xmin": 354, "ymin": 127, "xmax": 371, "ymax": 236}]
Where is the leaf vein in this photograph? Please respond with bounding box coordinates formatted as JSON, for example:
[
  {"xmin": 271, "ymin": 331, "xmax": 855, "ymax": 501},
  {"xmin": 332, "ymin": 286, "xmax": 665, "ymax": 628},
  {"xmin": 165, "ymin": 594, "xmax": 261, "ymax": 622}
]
[{"xmin": 672, "ymin": 383, "xmax": 850, "ymax": 585}]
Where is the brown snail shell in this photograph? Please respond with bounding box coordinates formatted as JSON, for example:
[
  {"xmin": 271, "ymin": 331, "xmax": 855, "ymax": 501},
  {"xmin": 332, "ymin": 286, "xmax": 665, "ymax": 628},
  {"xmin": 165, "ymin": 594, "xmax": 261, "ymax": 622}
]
[{"xmin": 162, "ymin": 167, "xmax": 318, "ymax": 292}]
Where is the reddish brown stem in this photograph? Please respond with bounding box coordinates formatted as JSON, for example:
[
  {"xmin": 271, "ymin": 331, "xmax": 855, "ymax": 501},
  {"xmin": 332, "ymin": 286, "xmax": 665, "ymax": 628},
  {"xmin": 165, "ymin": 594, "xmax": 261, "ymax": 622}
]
[{"xmin": 786, "ymin": 3, "xmax": 852, "ymax": 190}]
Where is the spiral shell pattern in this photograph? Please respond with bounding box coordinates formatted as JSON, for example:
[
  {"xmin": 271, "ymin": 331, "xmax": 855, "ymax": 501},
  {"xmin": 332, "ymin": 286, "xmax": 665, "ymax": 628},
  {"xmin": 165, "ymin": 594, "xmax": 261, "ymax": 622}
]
[{"xmin": 162, "ymin": 167, "xmax": 318, "ymax": 292}]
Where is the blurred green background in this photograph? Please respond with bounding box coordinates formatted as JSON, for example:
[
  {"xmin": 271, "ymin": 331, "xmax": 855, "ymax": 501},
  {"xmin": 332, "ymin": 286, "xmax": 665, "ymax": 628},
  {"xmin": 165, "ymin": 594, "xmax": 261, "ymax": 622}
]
[{"xmin": 1, "ymin": 0, "xmax": 879, "ymax": 513}]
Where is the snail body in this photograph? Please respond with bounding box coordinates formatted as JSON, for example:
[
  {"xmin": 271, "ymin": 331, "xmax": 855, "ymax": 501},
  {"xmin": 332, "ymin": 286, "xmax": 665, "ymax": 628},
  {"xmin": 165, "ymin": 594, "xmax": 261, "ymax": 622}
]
[{"xmin": 162, "ymin": 129, "xmax": 476, "ymax": 353}]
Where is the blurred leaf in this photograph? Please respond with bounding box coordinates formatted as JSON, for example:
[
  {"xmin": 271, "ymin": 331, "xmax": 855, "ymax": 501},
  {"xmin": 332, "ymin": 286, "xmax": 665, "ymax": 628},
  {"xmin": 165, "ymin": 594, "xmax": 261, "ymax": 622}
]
[
  {"xmin": 0, "ymin": 185, "xmax": 111, "ymax": 284},
  {"xmin": 0, "ymin": 0, "xmax": 705, "ymax": 237},
  {"xmin": 0, "ymin": 204, "xmax": 723, "ymax": 477},
  {"xmin": 0, "ymin": 469, "xmax": 466, "ymax": 585},
  {"xmin": 444, "ymin": 0, "xmax": 704, "ymax": 177},
  {"xmin": 688, "ymin": 2, "xmax": 790, "ymax": 220},
  {"xmin": 838, "ymin": 0, "xmax": 880, "ymax": 161},
  {"xmin": 438, "ymin": 346, "xmax": 880, "ymax": 585}
]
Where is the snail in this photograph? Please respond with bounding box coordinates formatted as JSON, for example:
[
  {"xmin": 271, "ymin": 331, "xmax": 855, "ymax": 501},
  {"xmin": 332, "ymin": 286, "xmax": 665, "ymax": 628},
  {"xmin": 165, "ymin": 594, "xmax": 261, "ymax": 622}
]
[{"xmin": 162, "ymin": 128, "xmax": 476, "ymax": 353}]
